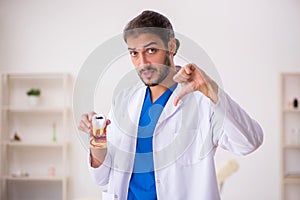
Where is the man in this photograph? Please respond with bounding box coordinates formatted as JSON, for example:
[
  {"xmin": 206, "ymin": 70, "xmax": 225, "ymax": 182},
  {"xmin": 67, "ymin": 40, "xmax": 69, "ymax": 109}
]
[{"xmin": 78, "ymin": 10, "xmax": 263, "ymax": 200}]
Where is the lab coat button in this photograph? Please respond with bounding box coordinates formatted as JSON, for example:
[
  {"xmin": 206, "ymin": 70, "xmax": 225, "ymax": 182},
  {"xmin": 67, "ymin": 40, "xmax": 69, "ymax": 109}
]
[{"xmin": 156, "ymin": 179, "xmax": 161, "ymax": 184}]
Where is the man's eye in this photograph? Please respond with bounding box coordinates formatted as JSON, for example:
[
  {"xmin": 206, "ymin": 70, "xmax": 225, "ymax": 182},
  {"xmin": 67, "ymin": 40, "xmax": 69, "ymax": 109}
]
[
  {"xmin": 130, "ymin": 51, "xmax": 137, "ymax": 57},
  {"xmin": 147, "ymin": 48, "xmax": 156, "ymax": 54}
]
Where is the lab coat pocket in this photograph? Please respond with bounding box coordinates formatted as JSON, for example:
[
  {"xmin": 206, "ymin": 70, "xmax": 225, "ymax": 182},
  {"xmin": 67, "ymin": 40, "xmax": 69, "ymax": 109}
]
[
  {"xmin": 102, "ymin": 190, "xmax": 119, "ymax": 200},
  {"xmin": 174, "ymin": 129, "xmax": 204, "ymax": 166}
]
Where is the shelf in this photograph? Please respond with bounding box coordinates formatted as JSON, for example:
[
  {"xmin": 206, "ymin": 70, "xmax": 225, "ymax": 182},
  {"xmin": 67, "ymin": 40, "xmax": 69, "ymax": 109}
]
[
  {"xmin": 4, "ymin": 175, "xmax": 64, "ymax": 181},
  {"xmin": 284, "ymin": 177, "xmax": 300, "ymax": 184},
  {"xmin": 281, "ymin": 72, "xmax": 300, "ymax": 76},
  {"xmin": 0, "ymin": 72, "xmax": 71, "ymax": 200},
  {"xmin": 283, "ymin": 108, "xmax": 300, "ymax": 113},
  {"xmin": 1, "ymin": 106, "xmax": 69, "ymax": 113},
  {"xmin": 4, "ymin": 142, "xmax": 64, "ymax": 148},
  {"xmin": 281, "ymin": 72, "xmax": 300, "ymax": 200},
  {"xmin": 4, "ymin": 72, "xmax": 69, "ymax": 80},
  {"xmin": 283, "ymin": 145, "xmax": 300, "ymax": 149}
]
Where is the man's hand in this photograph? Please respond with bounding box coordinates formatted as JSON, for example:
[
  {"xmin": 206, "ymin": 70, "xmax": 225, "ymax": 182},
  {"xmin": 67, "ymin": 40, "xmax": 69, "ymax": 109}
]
[
  {"xmin": 78, "ymin": 112, "xmax": 111, "ymax": 138},
  {"xmin": 173, "ymin": 63, "xmax": 219, "ymax": 106},
  {"xmin": 78, "ymin": 112, "xmax": 111, "ymax": 167},
  {"xmin": 78, "ymin": 111, "xmax": 96, "ymax": 135}
]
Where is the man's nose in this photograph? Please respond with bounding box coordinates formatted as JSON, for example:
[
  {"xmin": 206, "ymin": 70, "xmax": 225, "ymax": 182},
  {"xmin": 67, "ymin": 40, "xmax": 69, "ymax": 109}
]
[{"xmin": 138, "ymin": 54, "xmax": 150, "ymax": 67}]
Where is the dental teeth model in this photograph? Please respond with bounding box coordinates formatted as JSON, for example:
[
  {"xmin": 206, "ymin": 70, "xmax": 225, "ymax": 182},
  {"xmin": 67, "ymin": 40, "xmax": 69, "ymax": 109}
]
[
  {"xmin": 91, "ymin": 114, "xmax": 107, "ymax": 148},
  {"xmin": 92, "ymin": 114, "xmax": 106, "ymax": 137}
]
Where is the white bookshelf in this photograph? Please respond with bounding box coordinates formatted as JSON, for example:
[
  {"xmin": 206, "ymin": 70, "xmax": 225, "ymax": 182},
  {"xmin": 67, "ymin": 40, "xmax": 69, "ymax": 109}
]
[
  {"xmin": 0, "ymin": 72, "xmax": 72, "ymax": 200},
  {"xmin": 280, "ymin": 72, "xmax": 300, "ymax": 200}
]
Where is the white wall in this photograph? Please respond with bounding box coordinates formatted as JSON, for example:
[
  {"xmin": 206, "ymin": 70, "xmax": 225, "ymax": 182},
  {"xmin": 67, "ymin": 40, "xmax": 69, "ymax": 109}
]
[{"xmin": 1, "ymin": 0, "xmax": 300, "ymax": 199}]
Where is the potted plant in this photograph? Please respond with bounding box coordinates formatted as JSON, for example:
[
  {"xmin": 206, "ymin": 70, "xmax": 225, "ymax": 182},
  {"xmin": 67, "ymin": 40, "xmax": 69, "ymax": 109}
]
[{"xmin": 26, "ymin": 88, "xmax": 41, "ymax": 106}]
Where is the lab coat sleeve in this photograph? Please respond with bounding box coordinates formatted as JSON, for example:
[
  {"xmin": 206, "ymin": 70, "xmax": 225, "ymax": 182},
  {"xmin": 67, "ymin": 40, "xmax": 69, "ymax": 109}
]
[
  {"xmin": 210, "ymin": 88, "xmax": 264, "ymax": 155},
  {"xmin": 87, "ymin": 150, "xmax": 112, "ymax": 186}
]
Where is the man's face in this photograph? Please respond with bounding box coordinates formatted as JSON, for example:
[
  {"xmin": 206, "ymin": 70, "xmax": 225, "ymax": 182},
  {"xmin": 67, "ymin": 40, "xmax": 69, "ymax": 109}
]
[{"xmin": 126, "ymin": 33, "xmax": 171, "ymax": 87}]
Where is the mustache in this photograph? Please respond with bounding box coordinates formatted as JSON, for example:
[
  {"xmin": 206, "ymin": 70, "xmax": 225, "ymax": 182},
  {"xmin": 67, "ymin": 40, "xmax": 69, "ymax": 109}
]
[{"xmin": 138, "ymin": 66, "xmax": 158, "ymax": 73}]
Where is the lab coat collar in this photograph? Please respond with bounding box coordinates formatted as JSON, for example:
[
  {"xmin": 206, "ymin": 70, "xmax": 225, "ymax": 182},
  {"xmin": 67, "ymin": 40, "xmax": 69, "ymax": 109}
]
[
  {"xmin": 127, "ymin": 84, "xmax": 146, "ymax": 135},
  {"xmin": 157, "ymin": 83, "xmax": 183, "ymax": 124}
]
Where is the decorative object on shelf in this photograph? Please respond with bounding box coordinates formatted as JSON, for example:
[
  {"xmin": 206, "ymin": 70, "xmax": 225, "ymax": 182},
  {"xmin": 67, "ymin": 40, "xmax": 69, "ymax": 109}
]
[
  {"xmin": 293, "ymin": 98, "xmax": 298, "ymax": 108},
  {"xmin": 11, "ymin": 170, "xmax": 29, "ymax": 177},
  {"xmin": 11, "ymin": 132, "xmax": 21, "ymax": 142},
  {"xmin": 288, "ymin": 101, "xmax": 293, "ymax": 109},
  {"xmin": 26, "ymin": 88, "xmax": 41, "ymax": 107},
  {"xmin": 48, "ymin": 166, "xmax": 56, "ymax": 177},
  {"xmin": 52, "ymin": 122, "xmax": 57, "ymax": 142}
]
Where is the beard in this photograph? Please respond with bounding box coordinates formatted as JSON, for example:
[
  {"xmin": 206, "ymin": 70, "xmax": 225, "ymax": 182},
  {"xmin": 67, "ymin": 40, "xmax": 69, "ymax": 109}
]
[{"xmin": 137, "ymin": 54, "xmax": 171, "ymax": 87}]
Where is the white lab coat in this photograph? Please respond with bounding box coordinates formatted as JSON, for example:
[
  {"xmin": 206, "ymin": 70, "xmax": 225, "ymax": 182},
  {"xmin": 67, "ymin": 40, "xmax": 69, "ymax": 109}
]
[{"xmin": 88, "ymin": 83, "xmax": 263, "ymax": 200}]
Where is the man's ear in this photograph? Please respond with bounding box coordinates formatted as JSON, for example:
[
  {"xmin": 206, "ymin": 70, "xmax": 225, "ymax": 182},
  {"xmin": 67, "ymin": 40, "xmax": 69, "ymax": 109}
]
[{"xmin": 168, "ymin": 38, "xmax": 177, "ymax": 56}]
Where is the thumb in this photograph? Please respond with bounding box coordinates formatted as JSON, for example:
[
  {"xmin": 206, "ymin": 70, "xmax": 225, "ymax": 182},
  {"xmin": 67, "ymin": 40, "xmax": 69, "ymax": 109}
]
[
  {"xmin": 174, "ymin": 88, "xmax": 189, "ymax": 106},
  {"xmin": 88, "ymin": 111, "xmax": 97, "ymax": 121}
]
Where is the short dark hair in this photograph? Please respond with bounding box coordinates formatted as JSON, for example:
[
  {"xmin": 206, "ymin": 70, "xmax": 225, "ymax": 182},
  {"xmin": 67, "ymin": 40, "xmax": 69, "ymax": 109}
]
[{"xmin": 123, "ymin": 10, "xmax": 180, "ymax": 55}]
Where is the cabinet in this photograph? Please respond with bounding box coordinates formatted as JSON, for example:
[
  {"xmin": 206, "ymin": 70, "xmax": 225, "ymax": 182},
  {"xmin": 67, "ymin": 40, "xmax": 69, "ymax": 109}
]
[
  {"xmin": 281, "ymin": 72, "xmax": 300, "ymax": 200},
  {"xmin": 0, "ymin": 73, "xmax": 72, "ymax": 200}
]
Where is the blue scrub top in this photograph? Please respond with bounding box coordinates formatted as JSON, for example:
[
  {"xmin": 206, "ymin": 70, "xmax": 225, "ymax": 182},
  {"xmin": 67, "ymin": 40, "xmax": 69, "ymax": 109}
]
[{"xmin": 127, "ymin": 84, "xmax": 177, "ymax": 200}]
